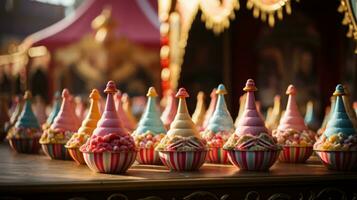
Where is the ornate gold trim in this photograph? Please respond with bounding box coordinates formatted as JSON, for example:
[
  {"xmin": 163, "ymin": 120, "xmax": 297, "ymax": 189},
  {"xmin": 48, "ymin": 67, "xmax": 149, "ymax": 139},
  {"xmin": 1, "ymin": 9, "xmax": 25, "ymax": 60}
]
[
  {"xmin": 246, "ymin": 0, "xmax": 294, "ymax": 27},
  {"xmin": 339, "ymin": 0, "xmax": 357, "ymax": 53}
]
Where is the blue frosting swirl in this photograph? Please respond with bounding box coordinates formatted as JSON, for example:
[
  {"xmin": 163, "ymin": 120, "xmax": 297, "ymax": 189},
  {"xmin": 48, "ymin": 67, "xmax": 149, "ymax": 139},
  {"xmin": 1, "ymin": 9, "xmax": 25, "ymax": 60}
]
[
  {"xmin": 15, "ymin": 98, "xmax": 40, "ymax": 129},
  {"xmin": 135, "ymin": 95, "xmax": 166, "ymax": 135},
  {"xmin": 206, "ymin": 84, "xmax": 234, "ymax": 133},
  {"xmin": 324, "ymin": 84, "xmax": 356, "ymax": 138},
  {"xmin": 46, "ymin": 91, "xmax": 62, "ymax": 125}
]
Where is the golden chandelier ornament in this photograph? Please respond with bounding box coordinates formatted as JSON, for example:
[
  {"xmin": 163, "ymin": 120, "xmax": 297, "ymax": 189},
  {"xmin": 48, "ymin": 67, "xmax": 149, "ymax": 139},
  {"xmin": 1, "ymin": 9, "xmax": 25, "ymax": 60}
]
[
  {"xmin": 246, "ymin": 0, "xmax": 294, "ymax": 27},
  {"xmin": 338, "ymin": 0, "xmax": 357, "ymax": 53}
]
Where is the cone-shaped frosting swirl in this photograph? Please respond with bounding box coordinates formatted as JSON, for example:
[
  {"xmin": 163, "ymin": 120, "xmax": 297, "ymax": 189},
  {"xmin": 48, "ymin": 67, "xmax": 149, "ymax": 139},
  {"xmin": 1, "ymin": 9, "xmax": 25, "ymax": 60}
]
[
  {"xmin": 206, "ymin": 84, "xmax": 234, "ymax": 133},
  {"xmin": 160, "ymin": 89, "xmax": 177, "ymax": 126},
  {"xmin": 277, "ymin": 85, "xmax": 307, "ymax": 132},
  {"xmin": 115, "ymin": 91, "xmax": 135, "ymax": 131},
  {"xmin": 167, "ymin": 88, "xmax": 201, "ymax": 138},
  {"xmin": 202, "ymin": 88, "xmax": 217, "ymax": 129},
  {"xmin": 77, "ymin": 89, "xmax": 101, "ymax": 135},
  {"xmin": 46, "ymin": 91, "xmax": 62, "ymax": 125},
  {"xmin": 234, "ymin": 94, "xmax": 247, "ymax": 127},
  {"xmin": 324, "ymin": 84, "xmax": 356, "ymax": 138},
  {"xmin": 192, "ymin": 91, "xmax": 206, "ymax": 128},
  {"xmin": 50, "ymin": 89, "xmax": 79, "ymax": 132},
  {"xmin": 15, "ymin": 91, "xmax": 40, "ymax": 129},
  {"xmin": 235, "ymin": 79, "xmax": 268, "ymax": 136},
  {"xmin": 135, "ymin": 87, "xmax": 166, "ymax": 135},
  {"xmin": 92, "ymin": 81, "xmax": 129, "ymax": 137}
]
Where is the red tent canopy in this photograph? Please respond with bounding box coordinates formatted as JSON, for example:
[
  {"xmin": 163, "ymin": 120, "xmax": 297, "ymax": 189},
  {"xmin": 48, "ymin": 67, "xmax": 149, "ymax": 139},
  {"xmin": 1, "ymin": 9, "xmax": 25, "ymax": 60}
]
[{"xmin": 22, "ymin": 0, "xmax": 160, "ymax": 50}]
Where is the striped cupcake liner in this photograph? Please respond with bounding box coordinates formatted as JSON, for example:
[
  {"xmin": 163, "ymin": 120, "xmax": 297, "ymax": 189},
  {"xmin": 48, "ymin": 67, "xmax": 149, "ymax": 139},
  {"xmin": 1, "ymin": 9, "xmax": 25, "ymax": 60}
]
[
  {"xmin": 68, "ymin": 148, "xmax": 86, "ymax": 165},
  {"xmin": 136, "ymin": 148, "xmax": 162, "ymax": 165},
  {"xmin": 207, "ymin": 147, "xmax": 230, "ymax": 164},
  {"xmin": 227, "ymin": 150, "xmax": 280, "ymax": 171},
  {"xmin": 315, "ymin": 151, "xmax": 357, "ymax": 171},
  {"xmin": 9, "ymin": 138, "xmax": 40, "ymax": 154},
  {"xmin": 158, "ymin": 151, "xmax": 207, "ymax": 171},
  {"xmin": 279, "ymin": 146, "xmax": 313, "ymax": 163},
  {"xmin": 83, "ymin": 151, "xmax": 137, "ymax": 174},
  {"xmin": 41, "ymin": 144, "xmax": 72, "ymax": 160}
]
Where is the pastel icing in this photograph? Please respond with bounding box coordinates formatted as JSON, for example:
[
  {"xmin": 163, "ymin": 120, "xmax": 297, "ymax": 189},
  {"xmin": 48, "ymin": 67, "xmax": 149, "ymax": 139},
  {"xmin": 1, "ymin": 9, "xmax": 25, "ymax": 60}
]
[
  {"xmin": 235, "ymin": 79, "xmax": 268, "ymax": 136},
  {"xmin": 192, "ymin": 91, "xmax": 206, "ymax": 129},
  {"xmin": 46, "ymin": 91, "xmax": 62, "ymax": 125},
  {"xmin": 234, "ymin": 93, "xmax": 246, "ymax": 127},
  {"xmin": 206, "ymin": 84, "xmax": 234, "ymax": 133},
  {"xmin": 15, "ymin": 91, "xmax": 40, "ymax": 129},
  {"xmin": 324, "ymin": 84, "xmax": 356, "ymax": 138},
  {"xmin": 304, "ymin": 101, "xmax": 319, "ymax": 131},
  {"xmin": 160, "ymin": 89, "xmax": 177, "ymax": 127},
  {"xmin": 134, "ymin": 87, "xmax": 166, "ymax": 135},
  {"xmin": 77, "ymin": 89, "xmax": 101, "ymax": 135},
  {"xmin": 122, "ymin": 93, "xmax": 137, "ymax": 127},
  {"xmin": 115, "ymin": 91, "xmax": 135, "ymax": 131},
  {"xmin": 277, "ymin": 85, "xmax": 307, "ymax": 132},
  {"xmin": 9, "ymin": 96, "xmax": 23, "ymax": 125},
  {"xmin": 202, "ymin": 88, "xmax": 217, "ymax": 129},
  {"xmin": 354, "ymin": 102, "xmax": 357, "ymax": 116},
  {"xmin": 92, "ymin": 81, "xmax": 129, "ymax": 137},
  {"xmin": 167, "ymin": 88, "xmax": 201, "ymax": 138},
  {"xmin": 50, "ymin": 89, "xmax": 80, "ymax": 132}
]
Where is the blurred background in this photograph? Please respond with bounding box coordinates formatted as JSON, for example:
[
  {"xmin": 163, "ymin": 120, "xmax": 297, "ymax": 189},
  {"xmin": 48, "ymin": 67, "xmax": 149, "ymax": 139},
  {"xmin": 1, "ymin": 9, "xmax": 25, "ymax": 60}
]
[{"xmin": 0, "ymin": 0, "xmax": 356, "ymax": 129}]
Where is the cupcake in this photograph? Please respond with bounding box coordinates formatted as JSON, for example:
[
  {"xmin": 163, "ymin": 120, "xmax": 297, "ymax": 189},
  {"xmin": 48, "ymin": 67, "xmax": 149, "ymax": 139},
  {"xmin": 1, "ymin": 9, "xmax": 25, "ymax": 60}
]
[
  {"xmin": 314, "ymin": 84, "xmax": 357, "ymax": 170},
  {"xmin": 201, "ymin": 84, "xmax": 234, "ymax": 164},
  {"xmin": 0, "ymin": 96, "xmax": 10, "ymax": 141},
  {"xmin": 223, "ymin": 79, "xmax": 281, "ymax": 171},
  {"xmin": 342, "ymin": 85, "xmax": 357, "ymax": 129},
  {"xmin": 42, "ymin": 92, "xmax": 61, "ymax": 130},
  {"xmin": 202, "ymin": 88, "xmax": 217, "ymax": 130},
  {"xmin": 39, "ymin": 89, "xmax": 79, "ymax": 160},
  {"xmin": 273, "ymin": 85, "xmax": 316, "ymax": 163},
  {"xmin": 132, "ymin": 87, "xmax": 166, "ymax": 165},
  {"xmin": 115, "ymin": 91, "xmax": 135, "ymax": 132},
  {"xmin": 156, "ymin": 88, "xmax": 207, "ymax": 171},
  {"xmin": 192, "ymin": 91, "xmax": 206, "ymax": 131},
  {"xmin": 160, "ymin": 89, "xmax": 177, "ymax": 130},
  {"xmin": 122, "ymin": 93, "xmax": 138, "ymax": 128},
  {"xmin": 65, "ymin": 89, "xmax": 101, "ymax": 164},
  {"xmin": 80, "ymin": 81, "xmax": 137, "ymax": 174},
  {"xmin": 7, "ymin": 91, "xmax": 42, "ymax": 153}
]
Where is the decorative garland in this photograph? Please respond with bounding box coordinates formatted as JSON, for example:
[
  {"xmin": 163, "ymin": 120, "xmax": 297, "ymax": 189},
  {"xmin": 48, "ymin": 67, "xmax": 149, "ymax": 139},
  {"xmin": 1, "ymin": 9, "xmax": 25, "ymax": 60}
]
[{"xmin": 339, "ymin": 0, "xmax": 357, "ymax": 53}]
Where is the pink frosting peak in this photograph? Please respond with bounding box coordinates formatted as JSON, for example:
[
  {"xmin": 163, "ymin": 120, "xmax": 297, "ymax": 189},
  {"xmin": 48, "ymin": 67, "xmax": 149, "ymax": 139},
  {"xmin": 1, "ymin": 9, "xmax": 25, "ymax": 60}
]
[
  {"xmin": 92, "ymin": 81, "xmax": 129, "ymax": 137},
  {"xmin": 115, "ymin": 91, "xmax": 135, "ymax": 131},
  {"xmin": 277, "ymin": 85, "xmax": 307, "ymax": 132},
  {"xmin": 235, "ymin": 79, "xmax": 268, "ymax": 136},
  {"xmin": 50, "ymin": 89, "xmax": 80, "ymax": 132}
]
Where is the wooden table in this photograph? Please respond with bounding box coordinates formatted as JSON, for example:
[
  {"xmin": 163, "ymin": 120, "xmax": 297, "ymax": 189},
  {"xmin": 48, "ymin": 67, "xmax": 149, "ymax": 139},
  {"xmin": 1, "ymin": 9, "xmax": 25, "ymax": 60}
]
[{"xmin": 0, "ymin": 143, "xmax": 356, "ymax": 200}]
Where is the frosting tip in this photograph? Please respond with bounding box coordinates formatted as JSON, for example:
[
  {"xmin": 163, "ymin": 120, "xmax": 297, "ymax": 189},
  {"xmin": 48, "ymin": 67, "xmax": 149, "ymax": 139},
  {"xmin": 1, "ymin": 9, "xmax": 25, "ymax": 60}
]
[
  {"xmin": 333, "ymin": 84, "xmax": 345, "ymax": 96},
  {"xmin": 286, "ymin": 84, "xmax": 296, "ymax": 95},
  {"xmin": 147, "ymin": 87, "xmax": 158, "ymax": 97},
  {"xmin": 243, "ymin": 79, "xmax": 257, "ymax": 92},
  {"xmin": 104, "ymin": 80, "xmax": 117, "ymax": 93},
  {"xmin": 176, "ymin": 88, "xmax": 189, "ymax": 98},
  {"xmin": 216, "ymin": 84, "xmax": 227, "ymax": 95}
]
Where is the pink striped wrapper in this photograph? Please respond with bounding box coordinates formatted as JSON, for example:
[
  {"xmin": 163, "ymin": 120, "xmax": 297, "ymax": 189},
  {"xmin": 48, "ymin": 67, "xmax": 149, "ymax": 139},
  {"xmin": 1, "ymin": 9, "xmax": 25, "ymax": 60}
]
[
  {"xmin": 136, "ymin": 148, "xmax": 161, "ymax": 165},
  {"xmin": 315, "ymin": 150, "xmax": 357, "ymax": 171},
  {"xmin": 41, "ymin": 144, "xmax": 72, "ymax": 160},
  {"xmin": 279, "ymin": 146, "xmax": 313, "ymax": 163},
  {"xmin": 227, "ymin": 150, "xmax": 280, "ymax": 171},
  {"xmin": 158, "ymin": 151, "xmax": 207, "ymax": 171},
  {"xmin": 68, "ymin": 148, "xmax": 86, "ymax": 165},
  {"xmin": 83, "ymin": 151, "xmax": 137, "ymax": 174},
  {"xmin": 207, "ymin": 147, "xmax": 230, "ymax": 164},
  {"xmin": 9, "ymin": 138, "xmax": 40, "ymax": 154}
]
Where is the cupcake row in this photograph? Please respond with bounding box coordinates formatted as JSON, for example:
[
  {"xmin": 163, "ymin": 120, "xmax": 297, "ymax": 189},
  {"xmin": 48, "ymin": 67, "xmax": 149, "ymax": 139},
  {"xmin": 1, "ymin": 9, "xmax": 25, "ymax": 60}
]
[{"xmin": 5, "ymin": 79, "xmax": 357, "ymax": 173}]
